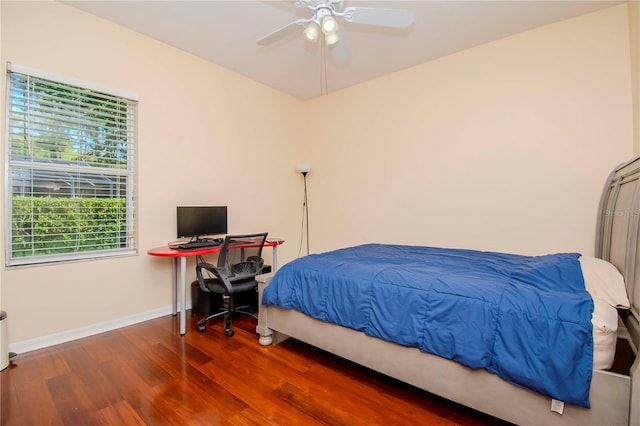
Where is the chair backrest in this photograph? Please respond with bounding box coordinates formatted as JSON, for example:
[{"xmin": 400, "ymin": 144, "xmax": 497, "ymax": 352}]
[{"xmin": 217, "ymin": 232, "xmax": 268, "ymax": 280}]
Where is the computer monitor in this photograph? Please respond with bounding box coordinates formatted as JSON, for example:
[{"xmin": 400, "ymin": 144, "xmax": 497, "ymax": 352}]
[{"xmin": 176, "ymin": 206, "xmax": 228, "ymax": 240}]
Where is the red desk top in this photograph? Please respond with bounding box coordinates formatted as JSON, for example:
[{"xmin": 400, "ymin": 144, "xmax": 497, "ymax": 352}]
[{"xmin": 147, "ymin": 239, "xmax": 283, "ymax": 258}]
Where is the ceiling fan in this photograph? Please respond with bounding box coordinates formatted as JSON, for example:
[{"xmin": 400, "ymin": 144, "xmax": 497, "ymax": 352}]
[{"xmin": 256, "ymin": 0, "xmax": 415, "ymax": 64}]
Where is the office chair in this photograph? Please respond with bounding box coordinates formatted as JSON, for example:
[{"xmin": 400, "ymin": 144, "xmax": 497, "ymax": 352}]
[{"xmin": 194, "ymin": 232, "xmax": 268, "ymax": 336}]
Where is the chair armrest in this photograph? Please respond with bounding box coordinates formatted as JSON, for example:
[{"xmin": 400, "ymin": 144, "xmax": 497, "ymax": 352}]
[{"xmin": 195, "ymin": 262, "xmax": 234, "ymax": 294}]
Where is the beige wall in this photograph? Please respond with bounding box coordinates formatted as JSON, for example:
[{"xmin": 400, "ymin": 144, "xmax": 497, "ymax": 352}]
[
  {"xmin": 0, "ymin": 0, "xmax": 3, "ymax": 316},
  {"xmin": 302, "ymin": 4, "xmax": 632, "ymax": 256},
  {"xmin": 0, "ymin": 1, "xmax": 305, "ymax": 344},
  {"xmin": 630, "ymin": 1, "xmax": 640, "ymax": 154},
  {"xmin": 0, "ymin": 2, "xmax": 635, "ymax": 347}
]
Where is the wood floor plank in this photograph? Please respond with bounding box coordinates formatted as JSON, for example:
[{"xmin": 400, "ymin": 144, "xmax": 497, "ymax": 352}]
[
  {"xmin": 227, "ymin": 405, "xmax": 282, "ymax": 426},
  {"xmin": 2, "ymin": 369, "xmax": 63, "ymax": 425},
  {"xmin": 47, "ymin": 372, "xmax": 102, "ymax": 425},
  {"xmin": 1, "ymin": 312, "xmax": 509, "ymax": 425},
  {"xmin": 152, "ymin": 378, "xmax": 235, "ymax": 425},
  {"xmin": 94, "ymin": 356, "xmax": 163, "ymax": 416},
  {"xmin": 7, "ymin": 346, "xmax": 71, "ymax": 382},
  {"xmin": 98, "ymin": 331, "xmax": 175, "ymax": 389},
  {"xmin": 59, "ymin": 345, "xmax": 126, "ymax": 411},
  {"xmin": 95, "ymin": 400, "xmax": 147, "ymax": 425},
  {"xmin": 196, "ymin": 357, "xmax": 325, "ymax": 425}
]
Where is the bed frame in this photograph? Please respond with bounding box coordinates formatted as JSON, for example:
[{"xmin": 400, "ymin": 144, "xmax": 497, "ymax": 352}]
[{"xmin": 256, "ymin": 157, "xmax": 640, "ymax": 426}]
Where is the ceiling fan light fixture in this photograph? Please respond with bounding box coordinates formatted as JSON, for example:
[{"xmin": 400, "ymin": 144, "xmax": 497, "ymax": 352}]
[
  {"xmin": 257, "ymin": 0, "xmax": 416, "ymax": 70},
  {"xmin": 321, "ymin": 14, "xmax": 338, "ymax": 35},
  {"xmin": 303, "ymin": 22, "xmax": 319, "ymax": 42},
  {"xmin": 324, "ymin": 32, "xmax": 339, "ymax": 46}
]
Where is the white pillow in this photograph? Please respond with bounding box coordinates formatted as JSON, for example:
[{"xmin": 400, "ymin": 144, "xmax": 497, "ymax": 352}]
[
  {"xmin": 579, "ymin": 256, "xmax": 630, "ymax": 309},
  {"xmin": 591, "ymin": 297, "xmax": 619, "ymax": 334},
  {"xmin": 591, "ymin": 297, "xmax": 618, "ymax": 370},
  {"xmin": 591, "ymin": 298, "xmax": 618, "ymax": 370}
]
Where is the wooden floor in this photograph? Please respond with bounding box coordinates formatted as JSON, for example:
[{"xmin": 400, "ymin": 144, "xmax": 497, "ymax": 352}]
[{"xmin": 1, "ymin": 311, "xmax": 513, "ymax": 425}]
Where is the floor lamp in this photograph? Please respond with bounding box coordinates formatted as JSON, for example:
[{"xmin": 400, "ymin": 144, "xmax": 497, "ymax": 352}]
[{"xmin": 296, "ymin": 164, "xmax": 312, "ymax": 256}]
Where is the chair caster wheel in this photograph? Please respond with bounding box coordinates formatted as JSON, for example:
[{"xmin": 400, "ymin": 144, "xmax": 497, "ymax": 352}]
[
  {"xmin": 198, "ymin": 324, "xmax": 205, "ymax": 332},
  {"xmin": 225, "ymin": 329, "xmax": 234, "ymax": 337}
]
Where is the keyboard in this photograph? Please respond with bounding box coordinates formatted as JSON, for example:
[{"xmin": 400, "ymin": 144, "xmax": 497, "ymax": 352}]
[{"xmin": 175, "ymin": 239, "xmax": 221, "ymax": 250}]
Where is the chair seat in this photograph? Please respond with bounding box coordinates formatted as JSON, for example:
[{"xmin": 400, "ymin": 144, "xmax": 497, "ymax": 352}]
[{"xmin": 200, "ymin": 277, "xmax": 258, "ymax": 294}]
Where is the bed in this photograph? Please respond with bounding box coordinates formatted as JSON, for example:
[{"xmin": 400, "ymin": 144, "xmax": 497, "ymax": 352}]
[{"xmin": 256, "ymin": 156, "xmax": 640, "ymax": 426}]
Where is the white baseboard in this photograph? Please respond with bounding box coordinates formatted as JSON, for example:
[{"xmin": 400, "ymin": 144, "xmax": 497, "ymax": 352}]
[{"xmin": 8, "ymin": 304, "xmax": 190, "ymax": 355}]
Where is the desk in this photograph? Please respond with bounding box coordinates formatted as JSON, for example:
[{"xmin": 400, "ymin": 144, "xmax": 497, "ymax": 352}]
[{"xmin": 148, "ymin": 239, "xmax": 283, "ymax": 335}]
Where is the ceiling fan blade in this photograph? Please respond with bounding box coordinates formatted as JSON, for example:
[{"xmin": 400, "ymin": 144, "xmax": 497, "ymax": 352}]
[
  {"xmin": 329, "ymin": 38, "xmax": 349, "ymax": 65},
  {"xmin": 342, "ymin": 7, "xmax": 415, "ymax": 29},
  {"xmin": 329, "ymin": 0, "xmax": 344, "ymax": 13},
  {"xmin": 256, "ymin": 19, "xmax": 308, "ymax": 46}
]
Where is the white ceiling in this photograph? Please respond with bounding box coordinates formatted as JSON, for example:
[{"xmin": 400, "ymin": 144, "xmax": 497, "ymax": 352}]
[{"xmin": 64, "ymin": 0, "xmax": 623, "ymax": 100}]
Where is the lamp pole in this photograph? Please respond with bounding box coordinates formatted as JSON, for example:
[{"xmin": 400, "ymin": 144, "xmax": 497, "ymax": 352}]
[
  {"xmin": 302, "ymin": 171, "xmax": 309, "ymax": 256},
  {"xmin": 296, "ymin": 164, "xmax": 312, "ymax": 256}
]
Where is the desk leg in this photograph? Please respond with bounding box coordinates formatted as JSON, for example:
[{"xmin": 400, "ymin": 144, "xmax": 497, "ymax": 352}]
[
  {"xmin": 273, "ymin": 246, "xmax": 278, "ymax": 271},
  {"xmin": 180, "ymin": 256, "xmax": 187, "ymax": 335},
  {"xmin": 171, "ymin": 258, "xmax": 178, "ymax": 316}
]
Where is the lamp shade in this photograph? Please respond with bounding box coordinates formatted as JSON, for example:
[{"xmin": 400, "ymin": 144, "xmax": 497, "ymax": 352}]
[
  {"xmin": 303, "ymin": 22, "xmax": 319, "ymax": 42},
  {"xmin": 321, "ymin": 15, "xmax": 337, "ymax": 34},
  {"xmin": 324, "ymin": 32, "xmax": 339, "ymax": 46},
  {"xmin": 296, "ymin": 164, "xmax": 312, "ymax": 173}
]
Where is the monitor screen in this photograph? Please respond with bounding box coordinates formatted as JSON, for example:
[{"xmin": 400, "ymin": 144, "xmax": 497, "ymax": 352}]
[{"xmin": 176, "ymin": 206, "xmax": 228, "ymax": 239}]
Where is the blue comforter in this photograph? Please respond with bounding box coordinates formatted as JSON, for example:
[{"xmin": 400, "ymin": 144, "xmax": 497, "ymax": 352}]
[{"xmin": 262, "ymin": 244, "xmax": 594, "ymax": 407}]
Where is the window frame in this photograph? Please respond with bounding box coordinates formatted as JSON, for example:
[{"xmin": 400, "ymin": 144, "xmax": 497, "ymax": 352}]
[{"xmin": 4, "ymin": 63, "xmax": 139, "ymax": 267}]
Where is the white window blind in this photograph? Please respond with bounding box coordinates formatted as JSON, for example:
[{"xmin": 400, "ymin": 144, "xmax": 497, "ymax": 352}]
[{"xmin": 4, "ymin": 64, "xmax": 138, "ymax": 266}]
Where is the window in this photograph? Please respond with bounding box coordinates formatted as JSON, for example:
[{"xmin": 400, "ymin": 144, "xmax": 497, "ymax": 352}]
[{"xmin": 4, "ymin": 63, "xmax": 138, "ymax": 266}]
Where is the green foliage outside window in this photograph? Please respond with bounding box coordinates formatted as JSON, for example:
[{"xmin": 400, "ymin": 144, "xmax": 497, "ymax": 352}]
[{"xmin": 12, "ymin": 197, "xmax": 127, "ymax": 257}]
